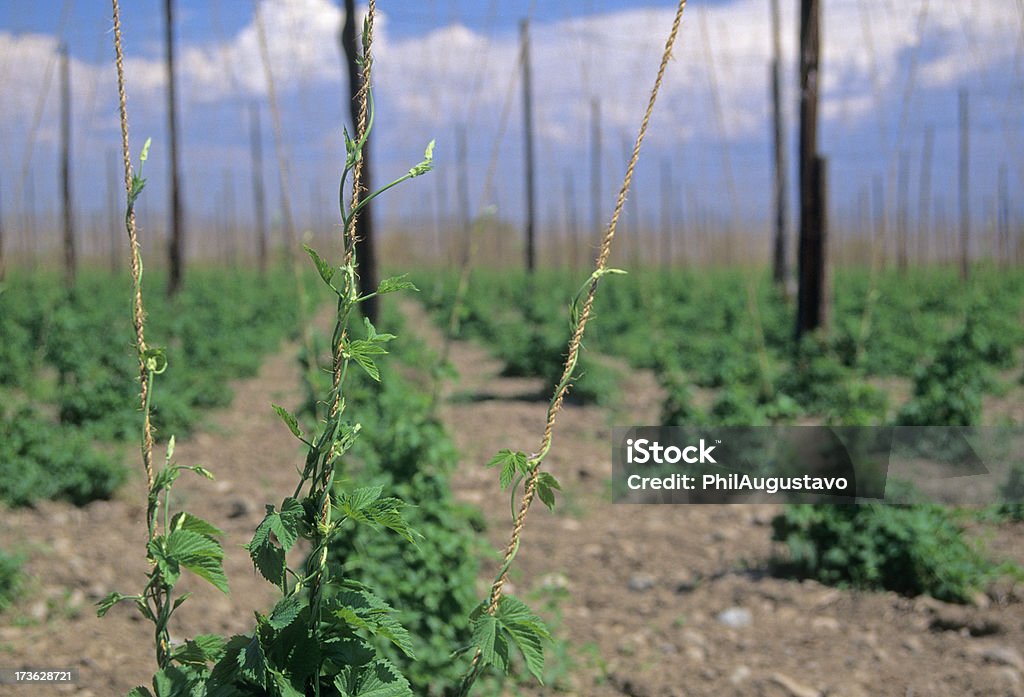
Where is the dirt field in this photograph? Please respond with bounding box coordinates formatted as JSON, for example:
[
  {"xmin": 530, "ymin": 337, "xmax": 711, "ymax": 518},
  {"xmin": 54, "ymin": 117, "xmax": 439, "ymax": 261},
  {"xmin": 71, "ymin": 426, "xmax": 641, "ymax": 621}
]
[{"xmin": 2, "ymin": 301, "xmax": 1022, "ymax": 697}]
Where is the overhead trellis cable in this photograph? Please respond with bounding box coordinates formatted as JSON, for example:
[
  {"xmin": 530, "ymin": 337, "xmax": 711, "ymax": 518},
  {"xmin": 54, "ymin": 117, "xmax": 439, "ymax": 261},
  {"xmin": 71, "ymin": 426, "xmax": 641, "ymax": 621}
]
[{"xmin": 11, "ymin": 0, "xmax": 74, "ymax": 239}]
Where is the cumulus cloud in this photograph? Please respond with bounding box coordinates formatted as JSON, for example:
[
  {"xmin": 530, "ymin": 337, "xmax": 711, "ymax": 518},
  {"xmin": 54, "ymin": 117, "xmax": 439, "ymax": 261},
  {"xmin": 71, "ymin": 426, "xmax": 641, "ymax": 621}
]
[
  {"xmin": 0, "ymin": 0, "xmax": 1019, "ymax": 226},
  {"xmin": 2, "ymin": 0, "xmax": 1018, "ymax": 146}
]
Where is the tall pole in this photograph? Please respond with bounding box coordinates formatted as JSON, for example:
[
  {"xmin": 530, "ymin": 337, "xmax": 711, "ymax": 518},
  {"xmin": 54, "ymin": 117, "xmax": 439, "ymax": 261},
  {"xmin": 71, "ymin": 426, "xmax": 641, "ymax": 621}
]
[
  {"xmin": 917, "ymin": 126, "xmax": 934, "ymax": 265},
  {"xmin": 222, "ymin": 169, "xmax": 236, "ymax": 266},
  {"xmin": 958, "ymin": 87, "xmax": 970, "ymax": 280},
  {"xmin": 106, "ymin": 149, "xmax": 119, "ymax": 273},
  {"xmin": 872, "ymin": 173, "xmax": 886, "ymax": 269},
  {"xmin": 796, "ymin": 0, "xmax": 827, "ymax": 338},
  {"xmin": 590, "ymin": 97, "xmax": 602, "ymax": 251},
  {"xmin": 164, "ymin": 0, "xmax": 185, "ymax": 295},
  {"xmin": 456, "ymin": 123, "xmax": 471, "ymax": 267},
  {"xmin": 520, "ymin": 18, "xmax": 537, "ymax": 274},
  {"xmin": 23, "ymin": 169, "xmax": 35, "ymax": 270},
  {"xmin": 60, "ymin": 42, "xmax": 75, "ymax": 291},
  {"xmin": 660, "ymin": 157, "xmax": 672, "ymax": 269},
  {"xmin": 897, "ymin": 149, "xmax": 909, "ymax": 273},
  {"xmin": 0, "ymin": 175, "xmax": 5, "ymax": 281},
  {"xmin": 564, "ymin": 169, "xmax": 579, "ymax": 273},
  {"xmin": 249, "ymin": 102, "xmax": 268, "ymax": 275},
  {"xmin": 341, "ymin": 0, "xmax": 378, "ymax": 322},
  {"xmin": 998, "ymin": 163, "xmax": 1009, "ymax": 266},
  {"xmin": 770, "ymin": 0, "xmax": 789, "ymax": 286}
]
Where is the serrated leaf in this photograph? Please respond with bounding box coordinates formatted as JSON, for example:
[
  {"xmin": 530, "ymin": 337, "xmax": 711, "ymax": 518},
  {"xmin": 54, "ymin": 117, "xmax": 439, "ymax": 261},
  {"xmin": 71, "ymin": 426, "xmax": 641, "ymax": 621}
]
[
  {"xmin": 503, "ymin": 622, "xmax": 545, "ymax": 682},
  {"xmin": 339, "ymin": 486, "xmax": 383, "ymax": 517},
  {"xmin": 127, "ymin": 688, "xmax": 153, "ymax": 697},
  {"xmin": 347, "ymin": 342, "xmax": 382, "ymax": 381},
  {"xmin": 497, "ymin": 596, "xmax": 552, "ymax": 639},
  {"xmin": 364, "ymin": 500, "xmax": 417, "ymax": 544},
  {"xmin": 151, "ymin": 666, "xmax": 191, "ymax": 697},
  {"xmin": 471, "ymin": 614, "xmax": 499, "ymax": 667},
  {"xmin": 375, "ymin": 274, "xmax": 418, "ymax": 296},
  {"xmin": 496, "ymin": 595, "xmax": 551, "ymax": 682},
  {"xmin": 238, "ymin": 634, "xmax": 267, "ymax": 688},
  {"xmin": 148, "ymin": 537, "xmax": 181, "ymax": 586},
  {"xmin": 172, "ymin": 634, "xmax": 227, "ymax": 666},
  {"xmin": 170, "ymin": 511, "xmax": 223, "ymax": 539},
  {"xmin": 487, "ymin": 449, "xmax": 528, "ymax": 489},
  {"xmin": 335, "ymin": 659, "xmax": 413, "ymax": 697},
  {"xmin": 180, "ymin": 555, "xmax": 230, "ymax": 595},
  {"xmin": 536, "ymin": 471, "xmax": 561, "ymax": 512},
  {"xmin": 165, "ymin": 529, "xmax": 228, "ymax": 593},
  {"xmin": 272, "ymin": 404, "xmax": 303, "ymax": 439},
  {"xmin": 246, "ymin": 519, "xmax": 286, "ymax": 590},
  {"xmin": 303, "ymin": 244, "xmax": 336, "ymax": 285},
  {"xmin": 331, "ymin": 589, "xmax": 416, "ymax": 659},
  {"xmin": 166, "ymin": 529, "xmax": 223, "ymax": 561},
  {"xmin": 271, "ymin": 670, "xmax": 306, "ymax": 697},
  {"xmin": 268, "ymin": 594, "xmax": 304, "ymax": 630}
]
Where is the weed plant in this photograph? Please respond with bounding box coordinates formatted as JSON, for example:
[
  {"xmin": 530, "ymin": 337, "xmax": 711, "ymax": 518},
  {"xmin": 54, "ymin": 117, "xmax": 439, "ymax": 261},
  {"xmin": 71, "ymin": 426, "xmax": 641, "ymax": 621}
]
[
  {"xmin": 771, "ymin": 503, "xmax": 1019, "ymax": 603},
  {"xmin": 0, "ymin": 548, "xmax": 23, "ymax": 613}
]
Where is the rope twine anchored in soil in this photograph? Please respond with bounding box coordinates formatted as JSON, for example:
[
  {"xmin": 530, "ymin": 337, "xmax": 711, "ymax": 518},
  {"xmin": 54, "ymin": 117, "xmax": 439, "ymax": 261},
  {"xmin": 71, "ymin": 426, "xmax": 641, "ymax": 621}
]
[
  {"xmin": 331, "ymin": 0, "xmax": 376, "ymax": 420},
  {"xmin": 111, "ymin": 0, "xmax": 155, "ymax": 503},
  {"xmin": 482, "ymin": 0, "xmax": 689, "ymax": 636}
]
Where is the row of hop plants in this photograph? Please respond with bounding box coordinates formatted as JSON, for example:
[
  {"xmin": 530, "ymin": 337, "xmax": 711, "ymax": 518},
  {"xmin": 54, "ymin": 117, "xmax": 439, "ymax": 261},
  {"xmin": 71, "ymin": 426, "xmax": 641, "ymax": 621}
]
[
  {"xmin": 0, "ymin": 268, "xmax": 305, "ymax": 509},
  {"xmin": 420, "ymin": 265, "xmax": 1023, "ymax": 427},
  {"xmin": 417, "ymin": 234, "xmax": 1024, "ymax": 606}
]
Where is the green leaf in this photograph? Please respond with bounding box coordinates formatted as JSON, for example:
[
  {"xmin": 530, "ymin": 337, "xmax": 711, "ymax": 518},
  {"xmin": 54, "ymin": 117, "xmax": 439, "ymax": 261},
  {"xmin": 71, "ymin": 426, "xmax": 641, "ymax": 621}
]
[
  {"xmin": 151, "ymin": 466, "xmax": 181, "ymax": 496},
  {"xmin": 180, "ymin": 555, "xmax": 230, "ymax": 595},
  {"xmin": 331, "ymin": 589, "xmax": 415, "ymax": 659},
  {"xmin": 151, "ymin": 666, "xmax": 192, "ymax": 697},
  {"xmin": 127, "ymin": 688, "xmax": 153, "ymax": 697},
  {"xmin": 268, "ymin": 594, "xmax": 304, "ymax": 631},
  {"xmin": 275, "ymin": 497, "xmax": 304, "ymax": 551},
  {"xmin": 496, "ymin": 595, "xmax": 551, "ymax": 683},
  {"xmin": 247, "ymin": 509, "xmax": 291, "ymax": 589},
  {"xmin": 487, "ymin": 449, "xmax": 528, "ymax": 490},
  {"xmin": 95, "ymin": 591, "xmax": 128, "ymax": 617},
  {"xmin": 346, "ymin": 340, "xmax": 384, "ymax": 381},
  {"xmin": 271, "ymin": 670, "xmax": 306, "ymax": 697},
  {"xmin": 271, "ymin": 404, "xmax": 303, "ymax": 439},
  {"xmin": 535, "ymin": 471, "xmax": 562, "ymax": 512},
  {"xmin": 375, "ymin": 274, "xmax": 418, "ymax": 296},
  {"xmin": 169, "ymin": 511, "xmax": 223, "ymax": 539},
  {"xmin": 334, "ymin": 659, "xmax": 413, "ymax": 697},
  {"xmin": 470, "ymin": 614, "xmax": 499, "ymax": 667},
  {"xmin": 303, "ymin": 244, "xmax": 336, "ymax": 285},
  {"xmin": 172, "ymin": 634, "xmax": 227, "ymax": 666},
  {"xmin": 166, "ymin": 530, "xmax": 223, "ymax": 561},
  {"xmin": 147, "ymin": 537, "xmax": 181, "ymax": 586},
  {"xmin": 166, "ymin": 529, "xmax": 227, "ymax": 594},
  {"xmin": 237, "ymin": 633, "xmax": 267, "ymax": 688},
  {"xmin": 338, "ymin": 485, "xmax": 383, "ymax": 518},
  {"xmin": 247, "ymin": 533, "xmax": 286, "ymax": 590},
  {"xmin": 408, "ymin": 139, "xmax": 435, "ymax": 178},
  {"xmin": 362, "ymin": 317, "xmax": 396, "ymax": 343}
]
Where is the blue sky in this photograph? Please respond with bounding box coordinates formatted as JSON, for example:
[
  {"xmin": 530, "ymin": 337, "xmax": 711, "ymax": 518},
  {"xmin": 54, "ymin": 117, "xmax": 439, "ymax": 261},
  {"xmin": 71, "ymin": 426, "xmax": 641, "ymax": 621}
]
[{"xmin": 0, "ymin": 1, "xmax": 1021, "ymax": 264}]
